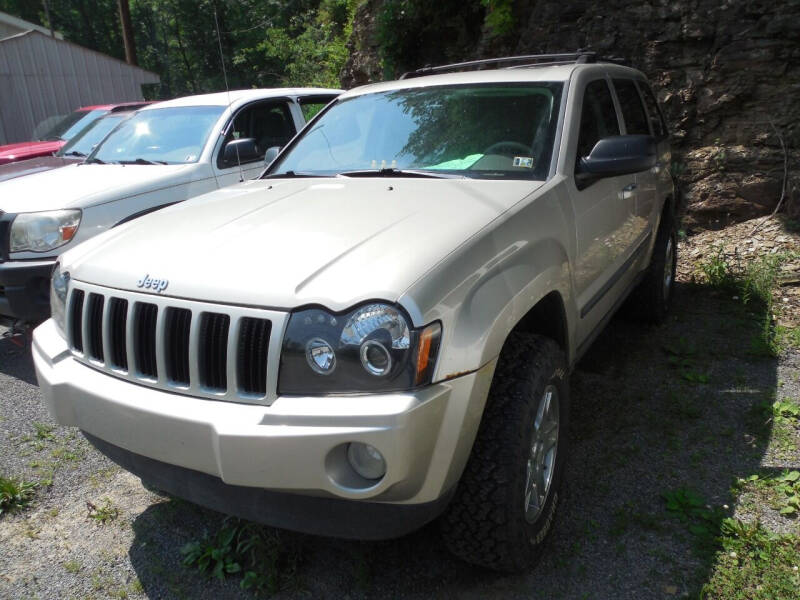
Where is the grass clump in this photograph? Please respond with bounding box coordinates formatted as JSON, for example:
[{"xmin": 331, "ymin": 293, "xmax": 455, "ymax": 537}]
[
  {"xmin": 86, "ymin": 498, "xmax": 119, "ymax": 524},
  {"xmin": 0, "ymin": 475, "xmax": 37, "ymax": 515},
  {"xmin": 696, "ymin": 248, "xmax": 795, "ymax": 356},
  {"xmin": 702, "ymin": 519, "xmax": 800, "ymax": 599},
  {"xmin": 181, "ymin": 517, "xmax": 303, "ymax": 594}
]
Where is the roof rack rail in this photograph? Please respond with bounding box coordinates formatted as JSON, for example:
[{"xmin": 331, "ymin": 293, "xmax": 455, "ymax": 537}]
[{"xmin": 399, "ymin": 51, "xmax": 628, "ymax": 79}]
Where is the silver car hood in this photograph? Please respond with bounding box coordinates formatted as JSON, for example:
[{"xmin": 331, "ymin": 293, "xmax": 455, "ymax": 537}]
[
  {"xmin": 0, "ymin": 163, "xmax": 202, "ymax": 212},
  {"xmin": 64, "ymin": 177, "xmax": 543, "ymax": 312}
]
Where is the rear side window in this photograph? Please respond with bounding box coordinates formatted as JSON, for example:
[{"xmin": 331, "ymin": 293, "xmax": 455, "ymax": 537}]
[
  {"xmin": 638, "ymin": 83, "xmax": 668, "ymax": 139},
  {"xmin": 613, "ymin": 79, "xmax": 650, "ymax": 135},
  {"xmin": 576, "ymin": 79, "xmax": 620, "ymax": 162}
]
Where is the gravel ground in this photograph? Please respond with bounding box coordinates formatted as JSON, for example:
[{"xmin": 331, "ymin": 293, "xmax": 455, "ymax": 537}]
[{"xmin": 1, "ymin": 225, "xmax": 798, "ymax": 599}]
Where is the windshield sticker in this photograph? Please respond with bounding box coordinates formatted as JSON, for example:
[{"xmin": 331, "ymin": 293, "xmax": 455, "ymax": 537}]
[{"xmin": 513, "ymin": 156, "xmax": 534, "ymax": 168}]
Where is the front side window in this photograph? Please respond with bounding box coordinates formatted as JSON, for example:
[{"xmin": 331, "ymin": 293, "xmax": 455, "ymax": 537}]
[
  {"xmin": 613, "ymin": 79, "xmax": 650, "ymax": 135},
  {"xmin": 576, "ymin": 79, "xmax": 620, "ymax": 162},
  {"xmin": 57, "ymin": 114, "xmax": 127, "ymax": 158},
  {"xmin": 42, "ymin": 109, "xmax": 107, "ymax": 141},
  {"xmin": 219, "ymin": 102, "xmax": 296, "ymax": 167},
  {"xmin": 89, "ymin": 106, "xmax": 224, "ymax": 165},
  {"xmin": 269, "ymin": 83, "xmax": 563, "ymax": 180}
]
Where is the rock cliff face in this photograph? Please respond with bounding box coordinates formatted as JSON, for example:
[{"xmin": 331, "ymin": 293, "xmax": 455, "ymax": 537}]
[{"xmin": 341, "ymin": 0, "xmax": 800, "ymax": 227}]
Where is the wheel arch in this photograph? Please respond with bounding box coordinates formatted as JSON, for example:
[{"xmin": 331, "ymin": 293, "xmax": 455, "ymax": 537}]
[{"xmin": 507, "ymin": 290, "xmax": 570, "ymax": 361}]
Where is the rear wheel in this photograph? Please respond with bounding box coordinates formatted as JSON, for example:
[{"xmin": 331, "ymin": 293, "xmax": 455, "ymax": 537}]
[
  {"xmin": 441, "ymin": 332, "xmax": 569, "ymax": 572},
  {"xmin": 629, "ymin": 211, "xmax": 677, "ymax": 323}
]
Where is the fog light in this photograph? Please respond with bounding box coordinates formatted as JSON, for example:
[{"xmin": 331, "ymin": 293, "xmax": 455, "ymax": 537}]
[{"xmin": 346, "ymin": 442, "xmax": 386, "ymax": 480}]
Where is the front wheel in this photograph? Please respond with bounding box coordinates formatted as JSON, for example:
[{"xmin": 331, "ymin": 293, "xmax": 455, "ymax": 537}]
[{"xmin": 441, "ymin": 332, "xmax": 569, "ymax": 572}]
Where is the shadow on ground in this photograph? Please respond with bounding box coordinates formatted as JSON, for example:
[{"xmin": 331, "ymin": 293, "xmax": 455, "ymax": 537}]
[
  {"xmin": 123, "ymin": 282, "xmax": 778, "ymax": 598},
  {"xmin": 0, "ymin": 330, "xmax": 37, "ymax": 385}
]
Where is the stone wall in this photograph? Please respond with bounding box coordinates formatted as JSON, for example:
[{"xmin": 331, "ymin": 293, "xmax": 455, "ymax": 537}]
[{"xmin": 342, "ymin": 0, "xmax": 800, "ymax": 228}]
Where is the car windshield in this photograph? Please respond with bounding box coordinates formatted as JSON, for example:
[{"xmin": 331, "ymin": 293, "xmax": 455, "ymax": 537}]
[
  {"xmin": 56, "ymin": 113, "xmax": 129, "ymax": 158},
  {"xmin": 269, "ymin": 83, "xmax": 563, "ymax": 180},
  {"xmin": 89, "ymin": 106, "xmax": 224, "ymax": 165},
  {"xmin": 42, "ymin": 109, "xmax": 108, "ymax": 141}
]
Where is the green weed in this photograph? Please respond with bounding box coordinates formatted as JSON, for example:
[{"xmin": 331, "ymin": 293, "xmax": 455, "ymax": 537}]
[
  {"xmin": 63, "ymin": 559, "xmax": 82, "ymax": 573},
  {"xmin": 33, "ymin": 422, "xmax": 55, "ymax": 441},
  {"xmin": 181, "ymin": 518, "xmax": 303, "ymax": 594},
  {"xmin": 86, "ymin": 498, "xmax": 119, "ymax": 524},
  {"xmin": 663, "ymin": 488, "xmax": 726, "ymax": 553},
  {"xmin": 702, "ymin": 519, "xmax": 800, "ymax": 599},
  {"xmin": 664, "ymin": 338, "xmax": 710, "ymax": 384},
  {"xmin": 0, "ymin": 475, "xmax": 37, "ymax": 515}
]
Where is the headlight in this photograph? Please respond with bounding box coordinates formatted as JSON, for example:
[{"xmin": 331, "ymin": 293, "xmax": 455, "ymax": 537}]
[
  {"xmin": 10, "ymin": 209, "xmax": 81, "ymax": 253},
  {"xmin": 279, "ymin": 303, "xmax": 441, "ymax": 394},
  {"xmin": 50, "ymin": 262, "xmax": 69, "ymax": 336}
]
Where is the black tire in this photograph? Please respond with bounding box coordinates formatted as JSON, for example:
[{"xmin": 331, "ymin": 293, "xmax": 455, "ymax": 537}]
[
  {"xmin": 629, "ymin": 211, "xmax": 677, "ymax": 324},
  {"xmin": 441, "ymin": 332, "xmax": 569, "ymax": 572}
]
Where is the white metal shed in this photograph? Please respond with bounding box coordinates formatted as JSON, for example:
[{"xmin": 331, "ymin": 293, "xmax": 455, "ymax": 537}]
[{"xmin": 0, "ymin": 29, "xmax": 159, "ymax": 144}]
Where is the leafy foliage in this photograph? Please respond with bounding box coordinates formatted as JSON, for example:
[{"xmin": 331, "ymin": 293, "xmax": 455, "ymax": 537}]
[
  {"xmin": 0, "ymin": 475, "xmax": 37, "ymax": 516},
  {"xmin": 181, "ymin": 517, "xmax": 303, "ymax": 594},
  {"xmin": 703, "ymin": 519, "xmax": 800, "ymax": 599},
  {"xmin": 86, "ymin": 498, "xmax": 119, "ymax": 524},
  {"xmin": 375, "ymin": 0, "xmax": 485, "ymax": 79},
  {"xmin": 0, "ymin": 0, "xmax": 356, "ymax": 98}
]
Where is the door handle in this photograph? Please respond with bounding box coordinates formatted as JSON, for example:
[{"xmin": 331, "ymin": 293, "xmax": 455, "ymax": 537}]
[{"xmin": 619, "ymin": 183, "xmax": 637, "ymax": 200}]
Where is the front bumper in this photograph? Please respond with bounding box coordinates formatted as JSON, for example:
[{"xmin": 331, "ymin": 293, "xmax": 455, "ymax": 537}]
[
  {"xmin": 33, "ymin": 319, "xmax": 496, "ymax": 538},
  {"xmin": 0, "ymin": 259, "xmax": 55, "ymax": 322}
]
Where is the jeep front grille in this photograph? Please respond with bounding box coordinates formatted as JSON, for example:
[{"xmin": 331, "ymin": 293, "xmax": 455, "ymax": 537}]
[{"xmin": 66, "ymin": 282, "xmax": 286, "ymax": 404}]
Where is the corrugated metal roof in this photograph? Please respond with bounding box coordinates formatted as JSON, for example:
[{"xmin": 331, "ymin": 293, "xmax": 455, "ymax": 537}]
[
  {"xmin": 0, "ymin": 10, "xmax": 64, "ymax": 40},
  {"xmin": 0, "ymin": 30, "xmax": 159, "ymax": 144}
]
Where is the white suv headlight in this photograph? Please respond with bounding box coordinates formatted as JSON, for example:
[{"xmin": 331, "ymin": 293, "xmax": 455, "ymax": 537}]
[
  {"xmin": 10, "ymin": 209, "xmax": 81, "ymax": 253},
  {"xmin": 50, "ymin": 262, "xmax": 70, "ymax": 336},
  {"xmin": 279, "ymin": 302, "xmax": 441, "ymax": 394}
]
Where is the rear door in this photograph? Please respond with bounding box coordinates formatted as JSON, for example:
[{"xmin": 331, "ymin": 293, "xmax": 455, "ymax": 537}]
[
  {"xmin": 636, "ymin": 80, "xmax": 672, "ymax": 230},
  {"xmin": 612, "ymin": 78, "xmax": 657, "ymax": 238}
]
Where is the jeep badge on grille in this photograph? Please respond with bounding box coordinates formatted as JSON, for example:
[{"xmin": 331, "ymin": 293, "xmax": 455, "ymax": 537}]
[{"xmin": 136, "ymin": 274, "xmax": 169, "ymax": 293}]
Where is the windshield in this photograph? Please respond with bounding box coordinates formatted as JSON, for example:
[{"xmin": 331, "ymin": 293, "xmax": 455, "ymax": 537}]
[
  {"xmin": 89, "ymin": 106, "xmax": 224, "ymax": 165},
  {"xmin": 269, "ymin": 83, "xmax": 563, "ymax": 180},
  {"xmin": 42, "ymin": 109, "xmax": 107, "ymax": 141},
  {"xmin": 56, "ymin": 114, "xmax": 128, "ymax": 158}
]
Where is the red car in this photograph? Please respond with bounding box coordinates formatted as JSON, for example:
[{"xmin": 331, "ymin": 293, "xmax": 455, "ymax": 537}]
[{"xmin": 0, "ymin": 102, "xmax": 150, "ymax": 165}]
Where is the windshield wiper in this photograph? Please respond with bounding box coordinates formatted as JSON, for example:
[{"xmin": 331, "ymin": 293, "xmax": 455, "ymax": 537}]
[
  {"xmin": 339, "ymin": 168, "xmax": 462, "ymax": 179},
  {"xmin": 61, "ymin": 151, "xmax": 86, "ymax": 157},
  {"xmin": 263, "ymin": 170, "xmax": 330, "ymax": 179},
  {"xmin": 85, "ymin": 157, "xmax": 106, "ymax": 164},
  {"xmin": 119, "ymin": 158, "xmax": 168, "ymax": 165}
]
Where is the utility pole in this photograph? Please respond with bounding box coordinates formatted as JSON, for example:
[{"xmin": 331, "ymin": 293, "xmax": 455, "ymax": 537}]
[
  {"xmin": 42, "ymin": 0, "xmax": 55, "ymax": 37},
  {"xmin": 117, "ymin": 0, "xmax": 138, "ymax": 66}
]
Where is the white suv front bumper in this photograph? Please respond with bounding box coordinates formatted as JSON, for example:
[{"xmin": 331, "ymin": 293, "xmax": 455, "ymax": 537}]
[{"xmin": 33, "ymin": 319, "xmax": 495, "ymax": 535}]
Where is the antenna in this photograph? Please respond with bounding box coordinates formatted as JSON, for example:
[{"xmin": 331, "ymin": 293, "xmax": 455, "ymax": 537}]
[{"xmin": 214, "ymin": 7, "xmax": 244, "ymax": 183}]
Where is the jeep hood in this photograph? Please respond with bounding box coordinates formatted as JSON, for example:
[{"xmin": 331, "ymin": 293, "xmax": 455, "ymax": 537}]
[
  {"xmin": 0, "ymin": 163, "xmax": 203, "ymax": 213},
  {"xmin": 64, "ymin": 177, "xmax": 543, "ymax": 312}
]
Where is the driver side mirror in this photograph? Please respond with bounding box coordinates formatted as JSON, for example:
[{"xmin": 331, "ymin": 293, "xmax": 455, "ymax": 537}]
[
  {"xmin": 223, "ymin": 138, "xmax": 261, "ymax": 166},
  {"xmin": 576, "ymin": 134, "xmax": 657, "ymax": 187},
  {"xmin": 264, "ymin": 146, "xmax": 281, "ymax": 167}
]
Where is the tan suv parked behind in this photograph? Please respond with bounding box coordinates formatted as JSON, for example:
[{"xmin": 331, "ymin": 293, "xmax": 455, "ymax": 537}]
[{"xmin": 34, "ymin": 52, "xmax": 676, "ymax": 571}]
